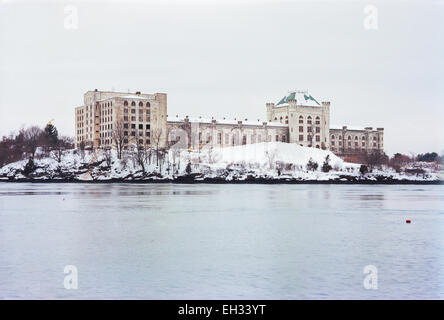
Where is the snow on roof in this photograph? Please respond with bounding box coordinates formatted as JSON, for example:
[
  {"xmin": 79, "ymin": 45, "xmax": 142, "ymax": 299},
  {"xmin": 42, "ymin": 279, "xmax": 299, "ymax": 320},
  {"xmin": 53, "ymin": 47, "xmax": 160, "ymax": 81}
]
[
  {"xmin": 276, "ymin": 90, "xmax": 321, "ymax": 107},
  {"xmin": 118, "ymin": 95, "xmax": 149, "ymax": 100},
  {"xmin": 167, "ymin": 115, "xmax": 287, "ymax": 127},
  {"xmin": 330, "ymin": 125, "xmax": 368, "ymax": 131}
]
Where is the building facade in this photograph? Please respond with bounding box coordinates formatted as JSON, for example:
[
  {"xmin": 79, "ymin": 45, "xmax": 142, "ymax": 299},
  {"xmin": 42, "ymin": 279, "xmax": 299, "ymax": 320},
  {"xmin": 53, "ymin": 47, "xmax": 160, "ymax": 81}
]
[
  {"xmin": 74, "ymin": 89, "xmax": 384, "ymax": 155},
  {"xmin": 75, "ymin": 89, "xmax": 167, "ymax": 149}
]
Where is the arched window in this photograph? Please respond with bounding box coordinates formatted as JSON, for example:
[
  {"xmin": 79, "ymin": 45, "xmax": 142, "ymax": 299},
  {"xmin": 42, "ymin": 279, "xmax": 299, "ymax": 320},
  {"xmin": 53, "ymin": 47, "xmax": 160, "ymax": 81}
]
[
  {"xmin": 124, "ymin": 101, "xmax": 128, "ymax": 106},
  {"xmin": 299, "ymin": 115, "xmax": 303, "ymax": 124},
  {"xmin": 362, "ymin": 136, "xmax": 365, "ymax": 140},
  {"xmin": 331, "ymin": 135, "xmax": 335, "ymax": 140},
  {"xmin": 307, "ymin": 116, "xmax": 312, "ymax": 124},
  {"xmin": 355, "ymin": 136, "xmax": 358, "ymax": 140},
  {"xmin": 316, "ymin": 145, "xmax": 320, "ymax": 149},
  {"xmin": 131, "ymin": 101, "xmax": 136, "ymax": 106},
  {"xmin": 146, "ymin": 102, "xmax": 150, "ymax": 107},
  {"xmin": 315, "ymin": 116, "xmax": 320, "ymax": 125},
  {"xmin": 285, "ymin": 115, "xmax": 288, "ymax": 119},
  {"xmin": 347, "ymin": 136, "xmax": 351, "ymax": 140},
  {"xmin": 139, "ymin": 101, "xmax": 143, "ymax": 107},
  {"xmin": 274, "ymin": 117, "xmax": 277, "ymax": 120}
]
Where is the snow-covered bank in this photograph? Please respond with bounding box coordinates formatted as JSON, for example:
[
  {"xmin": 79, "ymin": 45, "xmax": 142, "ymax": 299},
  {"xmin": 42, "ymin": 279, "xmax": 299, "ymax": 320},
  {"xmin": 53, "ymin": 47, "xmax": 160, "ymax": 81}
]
[{"xmin": 0, "ymin": 143, "xmax": 442, "ymax": 183}]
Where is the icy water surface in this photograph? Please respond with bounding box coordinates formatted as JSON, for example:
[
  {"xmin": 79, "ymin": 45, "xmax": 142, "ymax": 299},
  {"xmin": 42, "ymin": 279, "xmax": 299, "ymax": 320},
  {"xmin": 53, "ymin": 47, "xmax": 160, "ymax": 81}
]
[{"xmin": 0, "ymin": 183, "xmax": 443, "ymax": 299}]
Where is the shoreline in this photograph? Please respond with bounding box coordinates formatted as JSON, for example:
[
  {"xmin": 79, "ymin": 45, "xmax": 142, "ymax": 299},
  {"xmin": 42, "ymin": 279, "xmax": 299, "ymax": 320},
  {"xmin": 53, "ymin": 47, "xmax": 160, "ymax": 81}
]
[{"xmin": 1, "ymin": 177, "xmax": 442, "ymax": 185}]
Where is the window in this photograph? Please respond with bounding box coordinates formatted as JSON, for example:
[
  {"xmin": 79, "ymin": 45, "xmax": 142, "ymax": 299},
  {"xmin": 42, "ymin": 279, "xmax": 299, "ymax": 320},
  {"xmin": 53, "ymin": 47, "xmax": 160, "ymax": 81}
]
[
  {"xmin": 331, "ymin": 141, "xmax": 335, "ymax": 146},
  {"xmin": 131, "ymin": 101, "xmax": 136, "ymax": 106},
  {"xmin": 316, "ymin": 135, "xmax": 320, "ymax": 142},
  {"xmin": 275, "ymin": 135, "xmax": 279, "ymax": 142},
  {"xmin": 315, "ymin": 127, "xmax": 320, "ymax": 133},
  {"xmin": 124, "ymin": 131, "xmax": 128, "ymax": 136},
  {"xmin": 146, "ymin": 124, "xmax": 150, "ymax": 129},
  {"xmin": 282, "ymin": 135, "xmax": 286, "ymax": 142},
  {"xmin": 307, "ymin": 116, "xmax": 312, "ymax": 125},
  {"xmin": 131, "ymin": 109, "xmax": 135, "ymax": 114},
  {"xmin": 242, "ymin": 135, "xmax": 247, "ymax": 145},
  {"xmin": 131, "ymin": 124, "xmax": 136, "ymax": 129},
  {"xmin": 307, "ymin": 126, "xmax": 312, "ymax": 133},
  {"xmin": 315, "ymin": 116, "xmax": 320, "ymax": 125},
  {"xmin": 124, "ymin": 124, "xmax": 128, "ymax": 129},
  {"xmin": 299, "ymin": 135, "xmax": 304, "ymax": 141},
  {"xmin": 217, "ymin": 133, "xmax": 222, "ymax": 144},
  {"xmin": 146, "ymin": 102, "xmax": 150, "ymax": 107},
  {"xmin": 131, "ymin": 131, "xmax": 135, "ymax": 136},
  {"xmin": 355, "ymin": 136, "xmax": 358, "ymax": 140},
  {"xmin": 299, "ymin": 126, "xmax": 303, "ymax": 132},
  {"xmin": 124, "ymin": 101, "xmax": 128, "ymax": 106},
  {"xmin": 139, "ymin": 102, "xmax": 143, "ymax": 107},
  {"xmin": 331, "ymin": 135, "xmax": 335, "ymax": 140},
  {"xmin": 299, "ymin": 116, "xmax": 303, "ymax": 124},
  {"xmin": 131, "ymin": 116, "xmax": 136, "ymax": 121},
  {"xmin": 139, "ymin": 124, "xmax": 143, "ymax": 129}
]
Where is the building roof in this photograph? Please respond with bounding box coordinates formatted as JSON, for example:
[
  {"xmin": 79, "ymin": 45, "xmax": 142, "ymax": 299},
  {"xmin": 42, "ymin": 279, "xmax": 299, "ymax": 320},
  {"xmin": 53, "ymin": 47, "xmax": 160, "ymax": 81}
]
[
  {"xmin": 276, "ymin": 90, "xmax": 321, "ymax": 107},
  {"xmin": 167, "ymin": 115, "xmax": 287, "ymax": 127},
  {"xmin": 330, "ymin": 125, "xmax": 370, "ymax": 131}
]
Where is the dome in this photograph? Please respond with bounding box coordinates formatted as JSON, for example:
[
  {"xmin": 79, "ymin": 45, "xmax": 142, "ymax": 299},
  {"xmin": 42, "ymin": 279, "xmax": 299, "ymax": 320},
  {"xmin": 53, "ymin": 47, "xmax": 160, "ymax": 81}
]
[{"xmin": 276, "ymin": 90, "xmax": 320, "ymax": 107}]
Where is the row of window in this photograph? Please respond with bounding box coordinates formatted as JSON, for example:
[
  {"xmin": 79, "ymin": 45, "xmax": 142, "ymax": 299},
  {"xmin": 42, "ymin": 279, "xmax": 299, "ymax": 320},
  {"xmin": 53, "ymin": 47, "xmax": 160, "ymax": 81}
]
[
  {"xmin": 331, "ymin": 135, "xmax": 378, "ymax": 141},
  {"xmin": 193, "ymin": 132, "xmax": 287, "ymax": 145},
  {"xmin": 124, "ymin": 101, "xmax": 151, "ymax": 107}
]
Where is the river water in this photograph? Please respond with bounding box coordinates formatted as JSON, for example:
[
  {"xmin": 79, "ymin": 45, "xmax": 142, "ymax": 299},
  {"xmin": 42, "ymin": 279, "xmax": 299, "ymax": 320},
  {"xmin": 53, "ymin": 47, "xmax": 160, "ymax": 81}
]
[{"xmin": 0, "ymin": 183, "xmax": 443, "ymax": 299}]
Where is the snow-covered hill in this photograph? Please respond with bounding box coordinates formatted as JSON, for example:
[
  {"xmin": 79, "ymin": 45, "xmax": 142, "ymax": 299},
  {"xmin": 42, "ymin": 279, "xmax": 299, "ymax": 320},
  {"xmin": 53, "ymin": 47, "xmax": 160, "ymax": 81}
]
[{"xmin": 0, "ymin": 142, "xmax": 441, "ymax": 183}]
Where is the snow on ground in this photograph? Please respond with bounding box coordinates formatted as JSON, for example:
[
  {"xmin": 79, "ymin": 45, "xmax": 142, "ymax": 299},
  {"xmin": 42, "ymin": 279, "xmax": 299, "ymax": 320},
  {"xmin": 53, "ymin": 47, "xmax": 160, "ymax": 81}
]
[{"xmin": 0, "ymin": 142, "xmax": 441, "ymax": 182}]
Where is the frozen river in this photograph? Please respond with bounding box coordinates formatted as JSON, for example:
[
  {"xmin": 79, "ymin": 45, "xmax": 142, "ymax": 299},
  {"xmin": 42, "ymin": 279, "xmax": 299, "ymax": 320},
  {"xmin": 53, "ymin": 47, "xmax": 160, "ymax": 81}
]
[{"xmin": 0, "ymin": 183, "xmax": 443, "ymax": 299}]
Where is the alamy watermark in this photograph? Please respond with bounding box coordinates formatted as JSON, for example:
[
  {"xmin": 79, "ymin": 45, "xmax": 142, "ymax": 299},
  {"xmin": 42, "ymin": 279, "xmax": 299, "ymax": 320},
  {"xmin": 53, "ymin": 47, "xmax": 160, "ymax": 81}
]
[
  {"xmin": 64, "ymin": 5, "xmax": 79, "ymax": 30},
  {"xmin": 64, "ymin": 265, "xmax": 78, "ymax": 290},
  {"xmin": 363, "ymin": 5, "xmax": 378, "ymax": 30},
  {"xmin": 363, "ymin": 265, "xmax": 378, "ymax": 290}
]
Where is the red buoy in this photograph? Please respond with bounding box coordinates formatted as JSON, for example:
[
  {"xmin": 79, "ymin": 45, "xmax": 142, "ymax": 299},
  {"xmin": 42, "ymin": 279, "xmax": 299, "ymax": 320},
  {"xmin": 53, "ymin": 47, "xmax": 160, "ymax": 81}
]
[{"xmin": 406, "ymin": 219, "xmax": 411, "ymax": 223}]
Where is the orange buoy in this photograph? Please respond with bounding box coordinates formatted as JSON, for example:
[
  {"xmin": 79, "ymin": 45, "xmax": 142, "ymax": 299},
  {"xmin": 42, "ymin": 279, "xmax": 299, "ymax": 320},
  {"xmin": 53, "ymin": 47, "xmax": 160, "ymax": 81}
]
[{"xmin": 406, "ymin": 219, "xmax": 411, "ymax": 223}]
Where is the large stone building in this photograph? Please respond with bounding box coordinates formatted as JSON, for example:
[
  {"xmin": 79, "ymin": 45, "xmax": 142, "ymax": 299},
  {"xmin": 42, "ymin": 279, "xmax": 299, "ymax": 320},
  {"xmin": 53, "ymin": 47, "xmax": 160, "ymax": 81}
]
[
  {"xmin": 74, "ymin": 89, "xmax": 384, "ymax": 156},
  {"xmin": 75, "ymin": 89, "xmax": 167, "ymax": 149}
]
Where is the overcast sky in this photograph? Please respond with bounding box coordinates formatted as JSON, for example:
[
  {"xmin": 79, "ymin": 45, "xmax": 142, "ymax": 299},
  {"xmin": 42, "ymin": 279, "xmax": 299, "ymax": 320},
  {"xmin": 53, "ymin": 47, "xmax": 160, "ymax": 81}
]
[{"xmin": 0, "ymin": 0, "xmax": 443, "ymax": 155}]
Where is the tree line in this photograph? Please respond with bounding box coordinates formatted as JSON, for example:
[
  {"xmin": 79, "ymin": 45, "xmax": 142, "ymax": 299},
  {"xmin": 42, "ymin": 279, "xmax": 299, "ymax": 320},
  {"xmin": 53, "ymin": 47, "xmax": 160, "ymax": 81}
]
[{"xmin": 0, "ymin": 123, "xmax": 73, "ymax": 167}]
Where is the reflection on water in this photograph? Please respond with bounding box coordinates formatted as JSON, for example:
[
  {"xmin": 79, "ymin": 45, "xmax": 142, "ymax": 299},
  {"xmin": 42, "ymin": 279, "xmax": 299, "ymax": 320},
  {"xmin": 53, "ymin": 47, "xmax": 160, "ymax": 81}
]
[{"xmin": 0, "ymin": 183, "xmax": 443, "ymax": 299}]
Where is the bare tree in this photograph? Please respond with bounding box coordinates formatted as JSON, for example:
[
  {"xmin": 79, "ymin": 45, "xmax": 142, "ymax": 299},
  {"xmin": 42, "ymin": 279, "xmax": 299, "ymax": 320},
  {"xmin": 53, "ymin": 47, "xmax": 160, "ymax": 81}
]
[
  {"xmin": 151, "ymin": 128, "xmax": 163, "ymax": 167},
  {"xmin": 24, "ymin": 126, "xmax": 43, "ymax": 159},
  {"xmin": 52, "ymin": 136, "xmax": 73, "ymax": 163},
  {"xmin": 265, "ymin": 149, "xmax": 277, "ymax": 169},
  {"xmin": 365, "ymin": 150, "xmax": 388, "ymax": 171},
  {"xmin": 112, "ymin": 119, "xmax": 126, "ymax": 160}
]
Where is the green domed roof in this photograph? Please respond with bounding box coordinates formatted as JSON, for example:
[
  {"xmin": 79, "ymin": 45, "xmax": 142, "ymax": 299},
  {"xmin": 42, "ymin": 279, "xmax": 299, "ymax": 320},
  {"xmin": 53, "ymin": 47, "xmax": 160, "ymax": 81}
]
[{"xmin": 277, "ymin": 91, "xmax": 320, "ymax": 107}]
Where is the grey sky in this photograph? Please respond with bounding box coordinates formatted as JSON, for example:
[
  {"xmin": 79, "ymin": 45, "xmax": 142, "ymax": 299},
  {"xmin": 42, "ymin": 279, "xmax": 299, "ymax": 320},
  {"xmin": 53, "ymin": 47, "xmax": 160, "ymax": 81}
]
[{"xmin": 0, "ymin": 0, "xmax": 443, "ymax": 155}]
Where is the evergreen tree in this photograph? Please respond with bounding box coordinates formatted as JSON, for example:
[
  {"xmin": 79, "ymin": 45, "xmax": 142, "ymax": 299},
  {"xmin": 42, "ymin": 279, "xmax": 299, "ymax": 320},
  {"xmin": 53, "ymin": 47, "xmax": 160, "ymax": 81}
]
[
  {"xmin": 306, "ymin": 158, "xmax": 318, "ymax": 171},
  {"xmin": 321, "ymin": 155, "xmax": 332, "ymax": 172},
  {"xmin": 43, "ymin": 122, "xmax": 59, "ymax": 147},
  {"xmin": 186, "ymin": 162, "xmax": 192, "ymax": 175}
]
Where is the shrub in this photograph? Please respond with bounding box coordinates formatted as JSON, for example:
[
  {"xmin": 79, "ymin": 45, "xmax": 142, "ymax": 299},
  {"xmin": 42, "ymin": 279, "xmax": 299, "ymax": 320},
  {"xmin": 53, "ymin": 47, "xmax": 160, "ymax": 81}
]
[
  {"xmin": 360, "ymin": 164, "xmax": 368, "ymax": 175},
  {"xmin": 321, "ymin": 155, "xmax": 333, "ymax": 173},
  {"xmin": 306, "ymin": 158, "xmax": 318, "ymax": 171}
]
